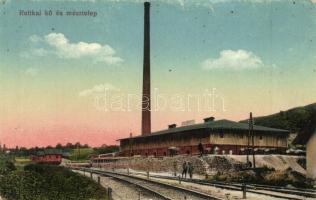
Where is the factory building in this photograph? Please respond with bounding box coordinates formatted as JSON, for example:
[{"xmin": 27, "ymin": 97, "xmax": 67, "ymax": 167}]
[
  {"xmin": 117, "ymin": 3, "xmax": 289, "ymax": 157},
  {"xmin": 118, "ymin": 118, "xmax": 289, "ymax": 157}
]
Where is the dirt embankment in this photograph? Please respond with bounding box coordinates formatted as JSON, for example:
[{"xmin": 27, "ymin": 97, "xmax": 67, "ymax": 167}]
[{"xmin": 230, "ymin": 155, "xmax": 306, "ymax": 174}]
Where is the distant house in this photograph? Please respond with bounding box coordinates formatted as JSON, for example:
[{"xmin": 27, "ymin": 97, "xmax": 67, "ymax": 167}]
[
  {"xmin": 293, "ymin": 112, "xmax": 316, "ymax": 180},
  {"xmin": 31, "ymin": 149, "xmax": 63, "ymax": 165}
]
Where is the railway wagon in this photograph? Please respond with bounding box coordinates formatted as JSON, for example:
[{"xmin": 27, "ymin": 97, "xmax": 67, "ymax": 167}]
[
  {"xmin": 90, "ymin": 156, "xmax": 129, "ymax": 169},
  {"xmin": 66, "ymin": 162, "xmax": 92, "ymax": 169}
]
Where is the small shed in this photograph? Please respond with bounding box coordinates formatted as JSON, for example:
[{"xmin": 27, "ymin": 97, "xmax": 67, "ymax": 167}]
[{"xmin": 31, "ymin": 149, "xmax": 63, "ymax": 165}]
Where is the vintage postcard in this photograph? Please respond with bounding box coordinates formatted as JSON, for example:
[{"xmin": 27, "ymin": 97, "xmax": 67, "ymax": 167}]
[{"xmin": 0, "ymin": 0, "xmax": 316, "ymax": 199}]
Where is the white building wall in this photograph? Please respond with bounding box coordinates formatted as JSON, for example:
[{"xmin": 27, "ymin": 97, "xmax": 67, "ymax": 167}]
[{"xmin": 307, "ymin": 130, "xmax": 316, "ymax": 180}]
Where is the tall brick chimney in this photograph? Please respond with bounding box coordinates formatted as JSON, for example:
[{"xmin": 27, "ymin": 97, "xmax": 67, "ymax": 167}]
[{"xmin": 141, "ymin": 2, "xmax": 151, "ymax": 135}]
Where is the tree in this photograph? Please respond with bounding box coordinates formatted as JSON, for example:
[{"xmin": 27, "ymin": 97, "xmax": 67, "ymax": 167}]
[
  {"xmin": 55, "ymin": 143, "xmax": 63, "ymax": 149},
  {"xmin": 75, "ymin": 142, "xmax": 81, "ymax": 148},
  {"xmin": 66, "ymin": 143, "xmax": 73, "ymax": 149}
]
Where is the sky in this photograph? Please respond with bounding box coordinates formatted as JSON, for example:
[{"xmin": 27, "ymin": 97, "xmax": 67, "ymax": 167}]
[{"xmin": 0, "ymin": 0, "xmax": 316, "ymax": 148}]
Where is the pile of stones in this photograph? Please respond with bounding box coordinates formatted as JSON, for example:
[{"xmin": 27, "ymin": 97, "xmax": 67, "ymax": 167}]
[{"xmin": 110, "ymin": 155, "xmax": 247, "ymax": 175}]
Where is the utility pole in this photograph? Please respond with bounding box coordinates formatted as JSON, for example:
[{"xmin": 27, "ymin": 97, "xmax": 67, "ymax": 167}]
[
  {"xmin": 246, "ymin": 113, "xmax": 251, "ymax": 166},
  {"xmin": 76, "ymin": 143, "xmax": 80, "ymax": 160},
  {"xmin": 250, "ymin": 112, "xmax": 256, "ymax": 168},
  {"xmin": 129, "ymin": 132, "xmax": 133, "ymax": 157}
]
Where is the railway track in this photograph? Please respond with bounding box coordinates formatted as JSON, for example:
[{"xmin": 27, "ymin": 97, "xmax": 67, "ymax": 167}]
[
  {"xmin": 127, "ymin": 171, "xmax": 316, "ymax": 200},
  {"xmin": 79, "ymin": 168, "xmax": 222, "ymax": 200},
  {"xmin": 75, "ymin": 168, "xmax": 316, "ymax": 200}
]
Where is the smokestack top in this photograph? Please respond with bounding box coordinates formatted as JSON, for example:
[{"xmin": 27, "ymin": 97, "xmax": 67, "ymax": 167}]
[{"xmin": 144, "ymin": 1, "xmax": 150, "ymax": 6}]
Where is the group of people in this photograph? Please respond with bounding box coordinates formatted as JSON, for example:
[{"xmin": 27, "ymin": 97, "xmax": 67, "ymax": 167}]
[{"xmin": 181, "ymin": 161, "xmax": 194, "ymax": 179}]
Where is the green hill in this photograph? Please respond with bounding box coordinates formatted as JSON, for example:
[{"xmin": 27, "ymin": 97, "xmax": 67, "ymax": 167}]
[{"xmin": 240, "ymin": 103, "xmax": 316, "ymax": 133}]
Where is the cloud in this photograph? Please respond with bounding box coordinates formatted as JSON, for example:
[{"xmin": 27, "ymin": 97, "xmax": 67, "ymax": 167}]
[
  {"xmin": 202, "ymin": 49, "xmax": 263, "ymax": 70},
  {"xmin": 20, "ymin": 47, "xmax": 49, "ymax": 58},
  {"xmin": 29, "ymin": 34, "xmax": 43, "ymax": 43},
  {"xmin": 22, "ymin": 33, "xmax": 123, "ymax": 65},
  {"xmin": 79, "ymin": 83, "xmax": 116, "ymax": 97},
  {"xmin": 25, "ymin": 68, "xmax": 39, "ymax": 76}
]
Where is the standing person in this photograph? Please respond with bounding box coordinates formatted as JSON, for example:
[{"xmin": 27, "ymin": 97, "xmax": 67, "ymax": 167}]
[
  {"xmin": 198, "ymin": 143, "xmax": 204, "ymax": 157},
  {"xmin": 173, "ymin": 161, "xmax": 177, "ymax": 176},
  {"xmin": 182, "ymin": 161, "xmax": 188, "ymax": 178},
  {"xmin": 188, "ymin": 162, "xmax": 194, "ymax": 179}
]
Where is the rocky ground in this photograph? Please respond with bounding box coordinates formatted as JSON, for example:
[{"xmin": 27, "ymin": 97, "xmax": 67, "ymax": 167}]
[{"xmin": 98, "ymin": 154, "xmax": 306, "ymax": 176}]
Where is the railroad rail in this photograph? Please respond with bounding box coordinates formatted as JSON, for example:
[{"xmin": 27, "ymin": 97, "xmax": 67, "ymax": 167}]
[
  {"xmin": 74, "ymin": 167, "xmax": 316, "ymax": 200},
  {"xmin": 77, "ymin": 168, "xmax": 223, "ymax": 200},
  {"xmin": 127, "ymin": 171, "xmax": 316, "ymax": 200}
]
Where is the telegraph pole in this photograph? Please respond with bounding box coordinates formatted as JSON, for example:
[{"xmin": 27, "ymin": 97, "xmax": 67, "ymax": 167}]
[
  {"xmin": 246, "ymin": 113, "xmax": 251, "ymax": 166},
  {"xmin": 129, "ymin": 132, "xmax": 133, "ymax": 156},
  {"xmin": 250, "ymin": 113, "xmax": 256, "ymax": 168}
]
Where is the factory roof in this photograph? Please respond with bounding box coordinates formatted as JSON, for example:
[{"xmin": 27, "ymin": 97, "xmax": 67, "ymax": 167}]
[{"xmin": 118, "ymin": 119, "xmax": 289, "ymax": 141}]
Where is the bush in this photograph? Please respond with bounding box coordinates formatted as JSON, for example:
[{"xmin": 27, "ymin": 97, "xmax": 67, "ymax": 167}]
[
  {"xmin": 0, "ymin": 163, "xmax": 107, "ymax": 200},
  {"xmin": 24, "ymin": 164, "xmax": 107, "ymax": 200},
  {"xmin": 211, "ymin": 170, "xmax": 257, "ymax": 183},
  {"xmin": 0, "ymin": 170, "xmax": 45, "ymax": 200},
  {"xmin": 0, "ymin": 154, "xmax": 16, "ymax": 175},
  {"xmin": 263, "ymin": 168, "xmax": 309, "ymax": 188}
]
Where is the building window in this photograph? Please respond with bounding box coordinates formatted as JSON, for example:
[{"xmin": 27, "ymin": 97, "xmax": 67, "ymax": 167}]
[{"xmin": 259, "ymin": 135, "xmax": 263, "ymax": 140}]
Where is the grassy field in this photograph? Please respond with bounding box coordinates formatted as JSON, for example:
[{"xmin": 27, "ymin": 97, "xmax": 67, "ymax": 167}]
[
  {"xmin": 69, "ymin": 148, "xmax": 94, "ymax": 161},
  {"xmin": 15, "ymin": 157, "xmax": 32, "ymax": 165}
]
